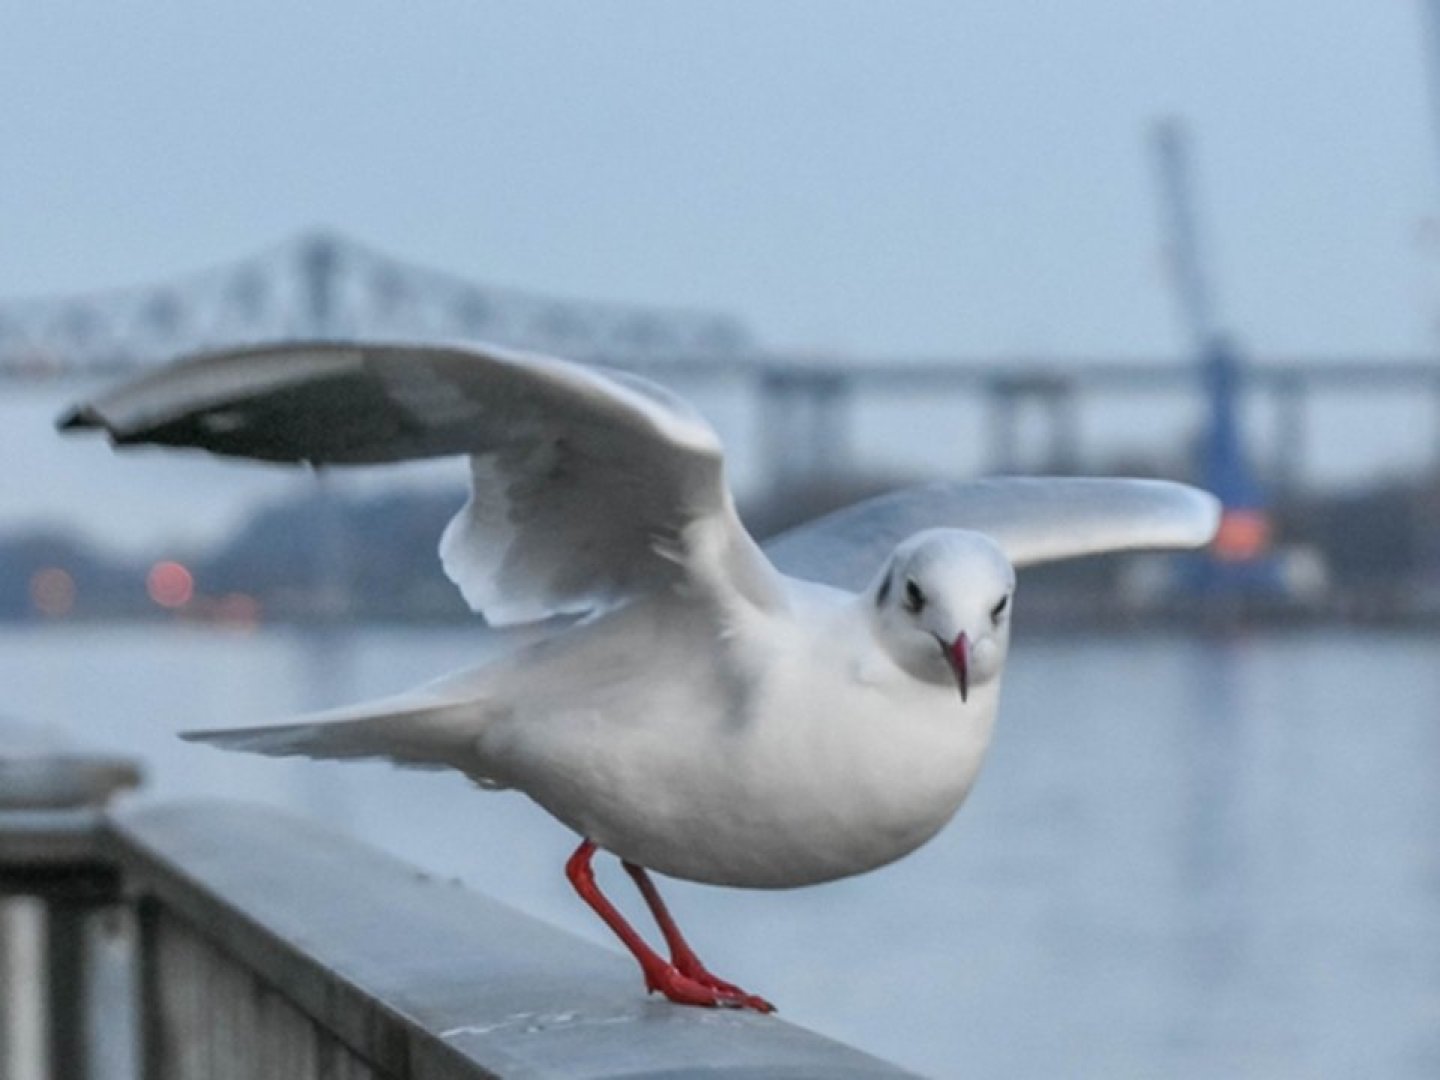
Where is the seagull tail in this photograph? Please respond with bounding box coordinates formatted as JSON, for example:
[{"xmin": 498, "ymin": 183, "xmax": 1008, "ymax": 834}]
[{"xmin": 180, "ymin": 687, "xmax": 493, "ymax": 778}]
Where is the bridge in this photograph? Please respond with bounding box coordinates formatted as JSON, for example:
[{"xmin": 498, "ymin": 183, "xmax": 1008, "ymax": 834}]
[
  {"xmin": 4, "ymin": 231, "xmax": 1440, "ymax": 492},
  {"xmin": 0, "ymin": 231, "xmax": 753, "ymax": 376}
]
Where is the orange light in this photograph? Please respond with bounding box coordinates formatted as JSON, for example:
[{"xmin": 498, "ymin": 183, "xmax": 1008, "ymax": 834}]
[
  {"xmin": 147, "ymin": 561, "xmax": 195, "ymax": 609},
  {"xmin": 30, "ymin": 567, "xmax": 76, "ymax": 617},
  {"xmin": 215, "ymin": 592, "xmax": 261, "ymax": 629},
  {"xmin": 1212, "ymin": 510, "xmax": 1271, "ymax": 562}
]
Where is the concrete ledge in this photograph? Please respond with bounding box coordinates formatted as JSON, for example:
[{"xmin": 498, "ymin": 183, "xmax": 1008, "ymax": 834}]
[
  {"xmin": 0, "ymin": 755, "xmax": 142, "ymax": 811},
  {"xmin": 109, "ymin": 801, "xmax": 915, "ymax": 1079},
  {"xmin": 0, "ymin": 809, "xmax": 122, "ymax": 901}
]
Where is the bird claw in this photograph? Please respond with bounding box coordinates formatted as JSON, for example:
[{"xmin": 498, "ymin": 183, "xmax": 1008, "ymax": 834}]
[
  {"xmin": 643, "ymin": 961, "xmax": 775, "ymax": 1013},
  {"xmin": 672, "ymin": 955, "xmax": 775, "ymax": 1013}
]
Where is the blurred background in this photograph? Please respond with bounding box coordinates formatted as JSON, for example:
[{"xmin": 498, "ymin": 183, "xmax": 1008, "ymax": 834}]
[{"xmin": 3, "ymin": 2, "xmax": 1440, "ymax": 1077}]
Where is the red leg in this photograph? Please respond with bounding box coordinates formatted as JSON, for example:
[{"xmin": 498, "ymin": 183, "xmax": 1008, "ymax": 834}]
[
  {"xmin": 622, "ymin": 860, "xmax": 774, "ymax": 1013},
  {"xmin": 566, "ymin": 840, "xmax": 768, "ymax": 1011}
]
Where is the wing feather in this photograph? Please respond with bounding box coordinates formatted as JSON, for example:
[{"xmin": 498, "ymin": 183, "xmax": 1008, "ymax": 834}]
[
  {"xmin": 62, "ymin": 340, "xmax": 783, "ymax": 623},
  {"xmin": 763, "ymin": 477, "xmax": 1220, "ymax": 591}
]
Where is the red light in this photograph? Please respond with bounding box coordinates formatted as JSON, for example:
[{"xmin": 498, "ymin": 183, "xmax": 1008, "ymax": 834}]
[
  {"xmin": 30, "ymin": 567, "xmax": 76, "ymax": 617},
  {"xmin": 147, "ymin": 561, "xmax": 195, "ymax": 609}
]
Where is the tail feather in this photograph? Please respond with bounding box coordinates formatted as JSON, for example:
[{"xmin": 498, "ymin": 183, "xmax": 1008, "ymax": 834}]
[{"xmin": 180, "ymin": 688, "xmax": 490, "ymax": 776}]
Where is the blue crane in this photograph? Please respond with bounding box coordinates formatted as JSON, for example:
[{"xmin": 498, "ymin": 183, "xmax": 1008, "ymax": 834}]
[{"xmin": 1150, "ymin": 118, "xmax": 1291, "ymax": 596}]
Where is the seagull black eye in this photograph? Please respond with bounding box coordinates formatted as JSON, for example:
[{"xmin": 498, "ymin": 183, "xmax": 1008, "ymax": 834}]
[
  {"xmin": 904, "ymin": 578, "xmax": 926, "ymax": 614},
  {"xmin": 990, "ymin": 595, "xmax": 1009, "ymax": 625}
]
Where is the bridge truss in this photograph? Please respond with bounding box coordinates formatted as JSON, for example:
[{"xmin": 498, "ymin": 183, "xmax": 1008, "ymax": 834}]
[{"xmin": 0, "ymin": 232, "xmax": 754, "ymax": 379}]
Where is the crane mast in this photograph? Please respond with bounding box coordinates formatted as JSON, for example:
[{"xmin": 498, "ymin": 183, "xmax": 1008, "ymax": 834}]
[{"xmin": 1149, "ymin": 117, "xmax": 1279, "ymax": 580}]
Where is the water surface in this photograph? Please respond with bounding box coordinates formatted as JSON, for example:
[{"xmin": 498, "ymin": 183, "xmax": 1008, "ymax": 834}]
[{"xmin": 2, "ymin": 623, "xmax": 1436, "ymax": 1078}]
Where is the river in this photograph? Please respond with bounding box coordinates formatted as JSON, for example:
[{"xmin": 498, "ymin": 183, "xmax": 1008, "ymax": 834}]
[{"xmin": 2, "ymin": 622, "xmax": 1437, "ymax": 1078}]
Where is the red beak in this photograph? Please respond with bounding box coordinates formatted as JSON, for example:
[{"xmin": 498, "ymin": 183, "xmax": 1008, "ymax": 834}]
[{"xmin": 946, "ymin": 632, "xmax": 970, "ymax": 703}]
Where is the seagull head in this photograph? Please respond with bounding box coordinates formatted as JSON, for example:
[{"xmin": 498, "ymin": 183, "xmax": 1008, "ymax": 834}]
[{"xmin": 868, "ymin": 529, "xmax": 1016, "ymax": 702}]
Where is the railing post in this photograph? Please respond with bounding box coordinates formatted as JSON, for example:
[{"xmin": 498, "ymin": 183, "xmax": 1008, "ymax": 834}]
[
  {"xmin": 0, "ymin": 743, "xmax": 142, "ymax": 1080},
  {"xmin": 1, "ymin": 896, "xmax": 49, "ymax": 1080}
]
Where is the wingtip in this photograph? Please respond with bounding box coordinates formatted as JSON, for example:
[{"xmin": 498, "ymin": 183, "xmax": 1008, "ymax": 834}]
[
  {"xmin": 1148, "ymin": 483, "xmax": 1224, "ymax": 551},
  {"xmin": 56, "ymin": 404, "xmax": 104, "ymax": 434},
  {"xmin": 1197, "ymin": 489, "xmax": 1224, "ymax": 545}
]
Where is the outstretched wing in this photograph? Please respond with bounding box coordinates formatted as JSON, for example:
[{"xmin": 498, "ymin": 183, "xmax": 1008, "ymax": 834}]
[
  {"xmin": 61, "ymin": 341, "xmax": 783, "ymax": 624},
  {"xmin": 762, "ymin": 477, "xmax": 1220, "ymax": 591}
]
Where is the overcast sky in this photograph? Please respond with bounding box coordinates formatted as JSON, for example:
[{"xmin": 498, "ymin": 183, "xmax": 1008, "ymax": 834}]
[
  {"xmin": 5, "ymin": 2, "xmax": 1440, "ymax": 550},
  {"xmin": 6, "ymin": 1, "xmax": 1439, "ymax": 354}
]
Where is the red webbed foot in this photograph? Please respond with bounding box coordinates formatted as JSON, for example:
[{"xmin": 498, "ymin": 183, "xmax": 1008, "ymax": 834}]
[
  {"xmin": 640, "ymin": 955, "xmax": 775, "ymax": 1012},
  {"xmin": 669, "ymin": 948, "xmax": 775, "ymax": 1012}
]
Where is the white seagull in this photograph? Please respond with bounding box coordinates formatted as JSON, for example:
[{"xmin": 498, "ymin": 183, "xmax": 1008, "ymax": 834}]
[{"xmin": 62, "ymin": 341, "xmax": 1220, "ymax": 1013}]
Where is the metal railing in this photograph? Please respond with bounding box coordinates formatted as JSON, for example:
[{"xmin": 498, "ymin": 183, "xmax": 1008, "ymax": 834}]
[{"xmin": 0, "ymin": 757, "xmax": 914, "ymax": 1079}]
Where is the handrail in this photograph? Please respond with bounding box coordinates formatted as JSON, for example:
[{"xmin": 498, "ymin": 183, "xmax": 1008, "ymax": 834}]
[{"xmin": 2, "ymin": 796, "xmax": 917, "ymax": 1079}]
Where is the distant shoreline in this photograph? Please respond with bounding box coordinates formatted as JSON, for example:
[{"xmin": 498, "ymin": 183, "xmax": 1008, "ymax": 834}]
[{"xmin": 9, "ymin": 601, "xmax": 1440, "ymax": 635}]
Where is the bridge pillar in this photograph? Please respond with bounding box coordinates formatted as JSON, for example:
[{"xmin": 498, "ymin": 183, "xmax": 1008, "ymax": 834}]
[
  {"xmin": 985, "ymin": 380, "xmax": 1019, "ymax": 475},
  {"xmin": 1433, "ymin": 373, "xmax": 1440, "ymax": 476},
  {"xmin": 299, "ymin": 234, "xmax": 341, "ymax": 338},
  {"xmin": 984, "ymin": 376, "xmax": 1080, "ymax": 475},
  {"xmin": 297, "ymin": 238, "xmax": 357, "ymax": 620},
  {"xmin": 758, "ymin": 368, "xmax": 851, "ymax": 495},
  {"xmin": 1271, "ymin": 373, "xmax": 1306, "ymax": 495},
  {"xmin": 1045, "ymin": 384, "xmax": 1081, "ymax": 474}
]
